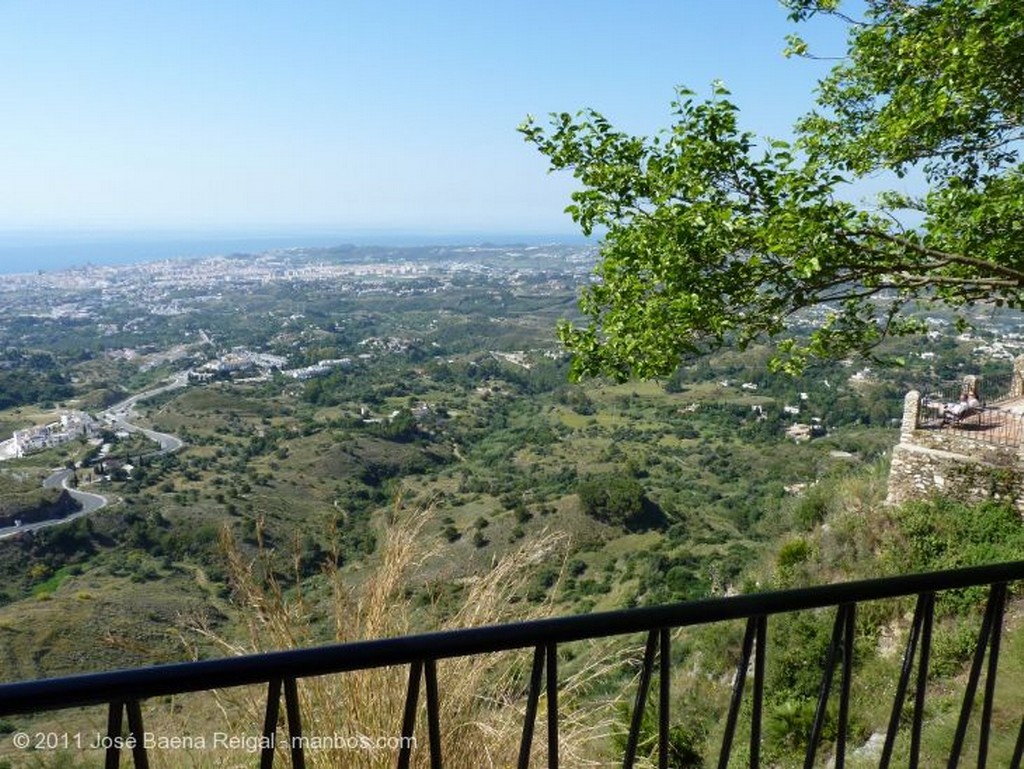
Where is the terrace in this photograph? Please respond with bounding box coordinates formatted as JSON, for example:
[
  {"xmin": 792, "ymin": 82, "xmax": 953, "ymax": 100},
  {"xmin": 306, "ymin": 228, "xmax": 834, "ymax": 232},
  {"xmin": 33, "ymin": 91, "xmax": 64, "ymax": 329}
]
[
  {"xmin": 887, "ymin": 365, "xmax": 1024, "ymax": 510},
  {"xmin": 914, "ymin": 373, "xmax": 1024, "ymax": 448}
]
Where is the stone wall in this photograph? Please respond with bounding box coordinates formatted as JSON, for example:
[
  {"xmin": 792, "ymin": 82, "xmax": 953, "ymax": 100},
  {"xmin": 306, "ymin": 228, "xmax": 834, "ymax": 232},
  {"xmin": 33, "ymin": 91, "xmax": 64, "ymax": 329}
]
[
  {"xmin": 886, "ymin": 441, "xmax": 1024, "ymax": 510},
  {"xmin": 1012, "ymin": 356, "xmax": 1024, "ymax": 399}
]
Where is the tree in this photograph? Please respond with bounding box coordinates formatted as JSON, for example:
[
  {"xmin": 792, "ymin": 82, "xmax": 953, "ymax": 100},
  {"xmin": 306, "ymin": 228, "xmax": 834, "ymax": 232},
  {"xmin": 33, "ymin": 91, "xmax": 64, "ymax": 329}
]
[
  {"xmin": 520, "ymin": 0, "xmax": 1023, "ymax": 380},
  {"xmin": 577, "ymin": 474, "xmax": 648, "ymax": 528}
]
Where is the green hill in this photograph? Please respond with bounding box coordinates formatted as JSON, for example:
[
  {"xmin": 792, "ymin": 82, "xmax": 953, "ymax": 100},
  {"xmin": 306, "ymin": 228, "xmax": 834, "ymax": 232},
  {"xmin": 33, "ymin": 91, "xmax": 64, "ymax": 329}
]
[{"xmin": 0, "ymin": 475, "xmax": 80, "ymax": 528}]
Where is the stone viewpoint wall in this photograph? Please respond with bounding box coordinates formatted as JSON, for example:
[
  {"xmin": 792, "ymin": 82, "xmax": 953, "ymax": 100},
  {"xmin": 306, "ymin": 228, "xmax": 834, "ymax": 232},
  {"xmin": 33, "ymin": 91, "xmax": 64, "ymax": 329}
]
[{"xmin": 886, "ymin": 357, "xmax": 1024, "ymax": 512}]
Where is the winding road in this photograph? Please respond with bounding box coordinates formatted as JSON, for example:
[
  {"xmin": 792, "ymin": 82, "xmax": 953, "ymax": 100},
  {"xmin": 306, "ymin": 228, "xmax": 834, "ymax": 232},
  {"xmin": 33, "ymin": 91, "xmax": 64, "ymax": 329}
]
[{"xmin": 0, "ymin": 373, "xmax": 188, "ymax": 540}]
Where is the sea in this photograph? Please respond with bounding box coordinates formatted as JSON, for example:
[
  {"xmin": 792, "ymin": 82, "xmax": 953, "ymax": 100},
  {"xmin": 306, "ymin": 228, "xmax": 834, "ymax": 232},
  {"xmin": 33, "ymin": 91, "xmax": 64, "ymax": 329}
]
[{"xmin": 0, "ymin": 229, "xmax": 587, "ymax": 275}]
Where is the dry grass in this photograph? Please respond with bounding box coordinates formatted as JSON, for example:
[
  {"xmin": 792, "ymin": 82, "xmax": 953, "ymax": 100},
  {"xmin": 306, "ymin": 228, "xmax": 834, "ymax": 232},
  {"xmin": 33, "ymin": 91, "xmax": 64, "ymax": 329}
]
[{"xmin": 181, "ymin": 502, "xmax": 627, "ymax": 768}]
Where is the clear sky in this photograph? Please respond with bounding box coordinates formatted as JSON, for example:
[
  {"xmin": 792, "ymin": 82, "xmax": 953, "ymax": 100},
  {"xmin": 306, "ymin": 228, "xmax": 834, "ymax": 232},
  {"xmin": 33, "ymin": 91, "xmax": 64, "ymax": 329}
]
[{"xmin": 0, "ymin": 1, "xmax": 850, "ymax": 238}]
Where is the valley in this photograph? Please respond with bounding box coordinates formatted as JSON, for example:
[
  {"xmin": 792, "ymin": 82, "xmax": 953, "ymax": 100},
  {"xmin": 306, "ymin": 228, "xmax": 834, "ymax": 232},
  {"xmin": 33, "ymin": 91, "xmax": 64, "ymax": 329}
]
[{"xmin": 0, "ymin": 244, "xmax": 1022, "ymax": 766}]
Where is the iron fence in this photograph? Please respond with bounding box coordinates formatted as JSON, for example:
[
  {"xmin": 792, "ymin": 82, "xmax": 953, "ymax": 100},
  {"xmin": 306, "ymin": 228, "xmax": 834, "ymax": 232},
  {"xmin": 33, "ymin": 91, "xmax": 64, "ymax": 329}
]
[
  {"xmin": 0, "ymin": 561, "xmax": 1022, "ymax": 768},
  {"xmin": 919, "ymin": 380, "xmax": 1024, "ymax": 446},
  {"xmin": 920, "ymin": 376, "xmax": 1012, "ymax": 408},
  {"xmin": 919, "ymin": 401, "xmax": 1024, "ymax": 446}
]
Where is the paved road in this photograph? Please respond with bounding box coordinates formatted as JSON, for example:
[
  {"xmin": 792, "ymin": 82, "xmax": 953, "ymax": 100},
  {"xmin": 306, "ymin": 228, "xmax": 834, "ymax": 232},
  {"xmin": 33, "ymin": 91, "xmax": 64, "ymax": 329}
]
[
  {"xmin": 0, "ymin": 374, "xmax": 188, "ymax": 540},
  {"xmin": 100, "ymin": 371, "xmax": 188, "ymax": 452}
]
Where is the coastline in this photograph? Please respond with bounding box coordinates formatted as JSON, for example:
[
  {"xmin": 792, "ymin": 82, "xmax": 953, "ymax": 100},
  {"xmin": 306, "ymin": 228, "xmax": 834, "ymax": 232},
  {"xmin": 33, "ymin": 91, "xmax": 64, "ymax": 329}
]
[{"xmin": 0, "ymin": 230, "xmax": 589, "ymax": 275}]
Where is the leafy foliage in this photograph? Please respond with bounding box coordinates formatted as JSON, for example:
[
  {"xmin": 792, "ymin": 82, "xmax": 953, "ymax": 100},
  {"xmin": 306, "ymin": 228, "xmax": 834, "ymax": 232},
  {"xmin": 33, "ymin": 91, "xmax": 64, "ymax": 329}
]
[
  {"xmin": 612, "ymin": 688, "xmax": 707, "ymax": 768},
  {"xmin": 0, "ymin": 351, "xmax": 74, "ymax": 409},
  {"xmin": 521, "ymin": 0, "xmax": 1024, "ymax": 379},
  {"xmin": 885, "ymin": 497, "xmax": 1024, "ymax": 572},
  {"xmin": 576, "ymin": 474, "xmax": 651, "ymax": 529}
]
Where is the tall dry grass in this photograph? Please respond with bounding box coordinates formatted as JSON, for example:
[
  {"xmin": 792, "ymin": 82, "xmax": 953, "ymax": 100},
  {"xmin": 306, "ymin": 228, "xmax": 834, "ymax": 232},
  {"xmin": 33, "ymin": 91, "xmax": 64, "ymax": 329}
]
[{"xmin": 186, "ymin": 504, "xmax": 626, "ymax": 768}]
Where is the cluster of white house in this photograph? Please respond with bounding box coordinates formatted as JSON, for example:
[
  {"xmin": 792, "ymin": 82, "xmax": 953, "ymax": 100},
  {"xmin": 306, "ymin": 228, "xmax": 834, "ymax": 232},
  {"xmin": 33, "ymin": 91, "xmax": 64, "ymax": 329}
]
[
  {"xmin": 190, "ymin": 348, "xmax": 353, "ymax": 382},
  {"xmin": 0, "ymin": 410, "xmax": 100, "ymax": 460},
  {"xmin": 283, "ymin": 358, "xmax": 353, "ymax": 380},
  {"xmin": 196, "ymin": 349, "xmax": 290, "ymax": 375}
]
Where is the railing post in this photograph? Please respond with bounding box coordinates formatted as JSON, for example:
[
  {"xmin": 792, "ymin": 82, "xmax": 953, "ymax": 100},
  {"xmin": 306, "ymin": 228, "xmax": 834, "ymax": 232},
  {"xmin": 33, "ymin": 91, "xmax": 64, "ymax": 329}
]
[
  {"xmin": 978, "ymin": 586, "xmax": 1004, "ymax": 769},
  {"xmin": 425, "ymin": 659, "xmax": 443, "ymax": 769},
  {"xmin": 623, "ymin": 628, "xmax": 671, "ymax": 769},
  {"xmin": 398, "ymin": 661, "xmax": 423, "ymax": 769},
  {"xmin": 546, "ymin": 642, "xmax": 559, "ymax": 769},
  {"xmin": 393, "ymin": 660, "xmax": 441, "ymax": 769},
  {"xmin": 881, "ymin": 592, "xmax": 934, "ymax": 769},
  {"xmin": 1011, "ymin": 716, "xmax": 1024, "ymax": 769},
  {"xmin": 836, "ymin": 604, "xmax": 855, "ymax": 769},
  {"xmin": 103, "ymin": 700, "xmax": 149, "ymax": 769},
  {"xmin": 104, "ymin": 701, "xmax": 123, "ymax": 769},
  {"xmin": 946, "ymin": 581, "xmax": 1003, "ymax": 769},
  {"xmin": 948, "ymin": 582, "xmax": 1007, "ymax": 769},
  {"xmin": 718, "ymin": 616, "xmax": 767, "ymax": 769},
  {"xmin": 518, "ymin": 645, "xmax": 546, "ymax": 769},
  {"xmin": 259, "ymin": 677, "xmax": 304, "ymax": 769},
  {"xmin": 751, "ymin": 615, "xmax": 765, "ymax": 768},
  {"xmin": 718, "ymin": 618, "xmax": 756, "ymax": 769},
  {"xmin": 125, "ymin": 700, "xmax": 148, "ymax": 769},
  {"xmin": 624, "ymin": 631, "xmax": 658, "ymax": 769},
  {"xmin": 283, "ymin": 677, "xmax": 305, "ymax": 769},
  {"xmin": 261, "ymin": 678, "xmax": 282, "ymax": 769},
  {"xmin": 913, "ymin": 592, "xmax": 934, "ymax": 766},
  {"xmin": 804, "ymin": 603, "xmax": 855, "ymax": 769},
  {"xmin": 658, "ymin": 628, "xmax": 670, "ymax": 769}
]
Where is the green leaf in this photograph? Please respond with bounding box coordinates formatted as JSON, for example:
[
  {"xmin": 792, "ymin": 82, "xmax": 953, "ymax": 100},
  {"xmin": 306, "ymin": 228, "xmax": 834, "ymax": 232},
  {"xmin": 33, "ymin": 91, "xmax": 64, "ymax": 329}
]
[{"xmin": 521, "ymin": 1, "xmax": 1024, "ymax": 380}]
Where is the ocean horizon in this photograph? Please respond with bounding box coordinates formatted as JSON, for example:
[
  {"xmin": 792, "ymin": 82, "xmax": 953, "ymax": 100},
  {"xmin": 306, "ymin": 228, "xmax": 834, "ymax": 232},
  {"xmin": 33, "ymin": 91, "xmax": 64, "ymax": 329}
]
[{"xmin": 0, "ymin": 229, "xmax": 589, "ymax": 275}]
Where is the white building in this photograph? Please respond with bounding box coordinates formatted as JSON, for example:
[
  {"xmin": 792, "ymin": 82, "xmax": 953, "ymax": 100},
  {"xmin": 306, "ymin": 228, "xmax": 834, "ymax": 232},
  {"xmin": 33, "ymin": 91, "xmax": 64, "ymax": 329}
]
[{"xmin": 8, "ymin": 410, "xmax": 99, "ymax": 458}]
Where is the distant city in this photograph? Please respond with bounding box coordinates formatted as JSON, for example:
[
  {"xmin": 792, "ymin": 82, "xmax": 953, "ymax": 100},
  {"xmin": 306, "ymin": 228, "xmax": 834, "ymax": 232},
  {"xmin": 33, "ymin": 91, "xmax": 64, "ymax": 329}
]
[{"xmin": 0, "ymin": 231, "xmax": 591, "ymax": 275}]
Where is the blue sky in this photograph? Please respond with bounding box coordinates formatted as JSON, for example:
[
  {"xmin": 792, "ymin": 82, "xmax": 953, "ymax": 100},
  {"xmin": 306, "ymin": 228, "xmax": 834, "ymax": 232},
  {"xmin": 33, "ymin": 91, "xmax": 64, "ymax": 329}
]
[{"xmin": 0, "ymin": 1, "xmax": 850, "ymax": 237}]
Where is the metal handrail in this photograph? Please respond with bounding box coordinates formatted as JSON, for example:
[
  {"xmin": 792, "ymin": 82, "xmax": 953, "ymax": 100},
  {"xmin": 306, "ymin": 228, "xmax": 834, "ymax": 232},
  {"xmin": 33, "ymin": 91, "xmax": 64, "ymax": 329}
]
[
  {"xmin": 913, "ymin": 372, "xmax": 1024, "ymax": 447},
  {"xmin": 930, "ymin": 404, "xmax": 1024, "ymax": 446},
  {"xmin": 1, "ymin": 560, "xmax": 1022, "ymax": 768}
]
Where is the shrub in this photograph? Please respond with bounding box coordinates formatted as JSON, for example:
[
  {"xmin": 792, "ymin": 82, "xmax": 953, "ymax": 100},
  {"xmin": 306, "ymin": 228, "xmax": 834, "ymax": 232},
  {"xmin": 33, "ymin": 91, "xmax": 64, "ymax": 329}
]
[
  {"xmin": 199, "ymin": 508, "xmax": 622, "ymax": 767},
  {"xmin": 776, "ymin": 538, "xmax": 811, "ymax": 574},
  {"xmin": 791, "ymin": 483, "xmax": 832, "ymax": 530},
  {"xmin": 612, "ymin": 691, "xmax": 706, "ymax": 768},
  {"xmin": 884, "ymin": 498, "xmax": 1024, "ymax": 614},
  {"xmin": 764, "ymin": 698, "xmax": 818, "ymax": 752}
]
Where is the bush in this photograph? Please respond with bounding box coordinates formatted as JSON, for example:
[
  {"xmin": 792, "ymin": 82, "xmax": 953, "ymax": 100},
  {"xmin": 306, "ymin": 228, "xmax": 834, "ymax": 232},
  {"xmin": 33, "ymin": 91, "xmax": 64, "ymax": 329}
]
[
  {"xmin": 776, "ymin": 538, "xmax": 811, "ymax": 574},
  {"xmin": 791, "ymin": 483, "xmax": 832, "ymax": 530},
  {"xmin": 885, "ymin": 498, "xmax": 1024, "ymax": 614},
  {"xmin": 764, "ymin": 698, "xmax": 819, "ymax": 752},
  {"xmin": 612, "ymin": 685, "xmax": 707, "ymax": 768},
  {"xmin": 204, "ymin": 509, "xmax": 622, "ymax": 765},
  {"xmin": 930, "ymin": 615, "xmax": 981, "ymax": 678}
]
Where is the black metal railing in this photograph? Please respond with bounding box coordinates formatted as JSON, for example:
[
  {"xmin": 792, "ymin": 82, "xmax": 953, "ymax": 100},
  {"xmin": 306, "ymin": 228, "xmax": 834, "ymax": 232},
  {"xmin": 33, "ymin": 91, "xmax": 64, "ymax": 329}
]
[
  {"xmin": 1, "ymin": 561, "xmax": 1023, "ymax": 768},
  {"xmin": 918, "ymin": 400, "xmax": 1024, "ymax": 446},
  {"xmin": 926, "ymin": 374, "xmax": 1016, "ymax": 405},
  {"xmin": 919, "ymin": 380, "xmax": 1024, "ymax": 446}
]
